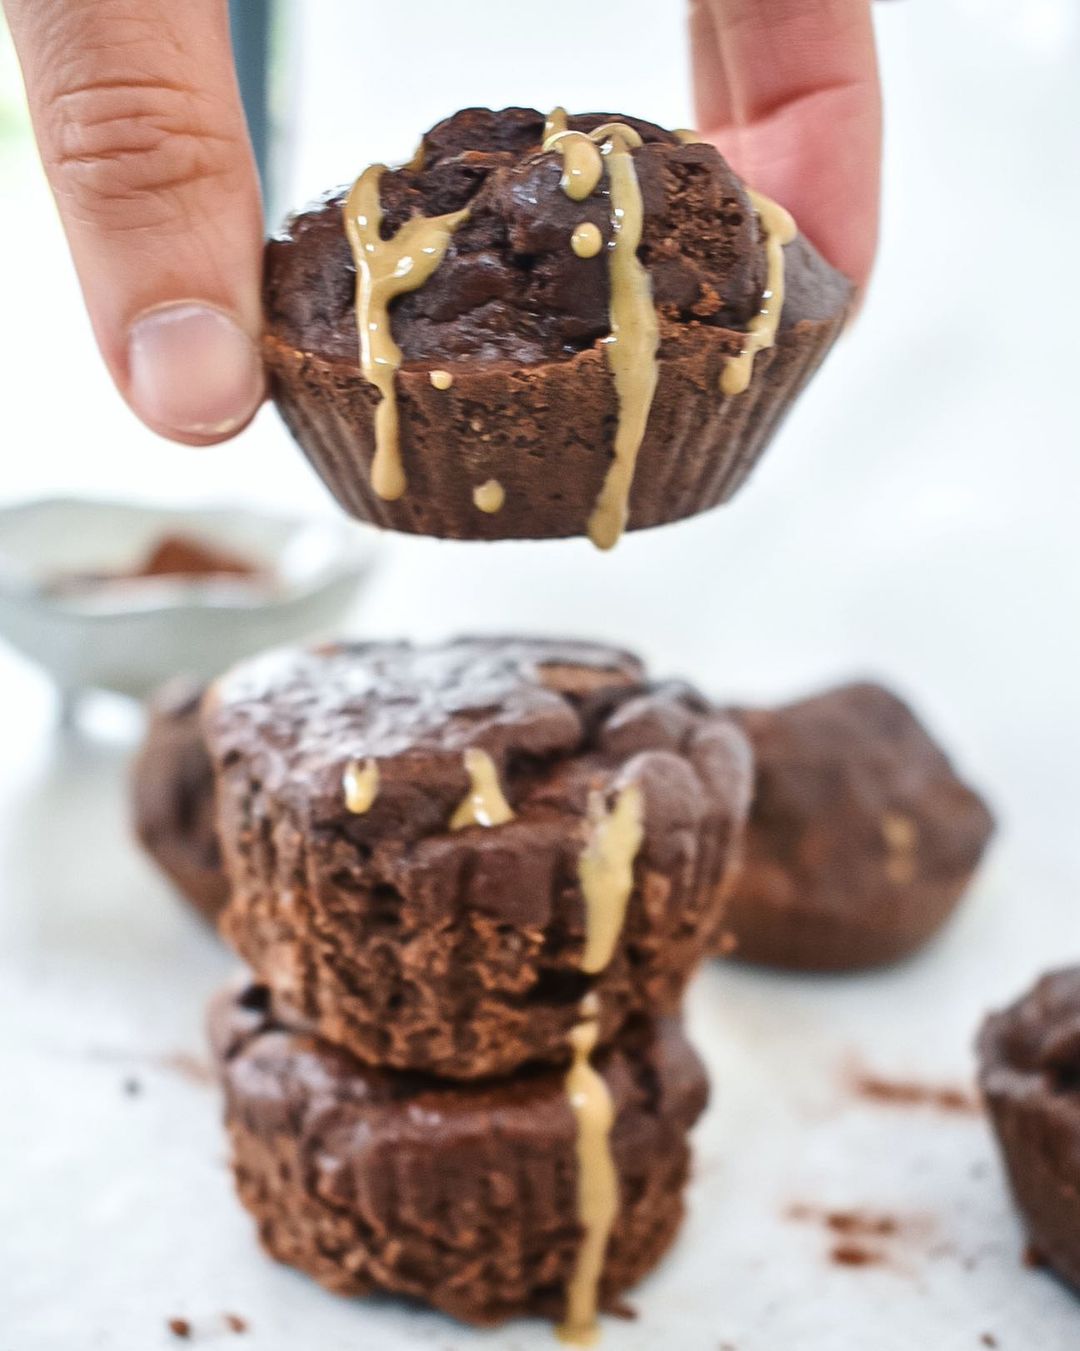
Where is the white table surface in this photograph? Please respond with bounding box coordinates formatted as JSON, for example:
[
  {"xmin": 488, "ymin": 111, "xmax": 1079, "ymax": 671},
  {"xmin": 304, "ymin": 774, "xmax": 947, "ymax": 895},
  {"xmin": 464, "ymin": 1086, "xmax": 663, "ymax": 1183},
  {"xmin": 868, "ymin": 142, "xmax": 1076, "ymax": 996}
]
[{"xmin": 1, "ymin": 1, "xmax": 1079, "ymax": 1348}]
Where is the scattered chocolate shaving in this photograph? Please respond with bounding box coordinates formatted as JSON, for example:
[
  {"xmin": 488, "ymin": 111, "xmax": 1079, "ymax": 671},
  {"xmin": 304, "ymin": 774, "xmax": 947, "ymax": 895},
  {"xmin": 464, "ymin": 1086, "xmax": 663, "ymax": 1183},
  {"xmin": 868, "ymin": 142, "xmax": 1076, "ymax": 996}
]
[
  {"xmin": 167, "ymin": 1318, "xmax": 191, "ymax": 1339},
  {"xmin": 788, "ymin": 1203, "xmax": 899, "ymax": 1238},
  {"xmin": 223, "ymin": 1313, "xmax": 248, "ymax": 1334},
  {"xmin": 787, "ymin": 1200, "xmax": 940, "ymax": 1274},
  {"xmin": 828, "ymin": 1212, "xmax": 897, "ymax": 1238},
  {"xmin": 830, "ymin": 1242, "xmax": 882, "ymax": 1267},
  {"xmin": 980, "ymin": 1335, "xmax": 998, "ymax": 1348},
  {"xmin": 851, "ymin": 1070, "xmax": 980, "ymax": 1115}
]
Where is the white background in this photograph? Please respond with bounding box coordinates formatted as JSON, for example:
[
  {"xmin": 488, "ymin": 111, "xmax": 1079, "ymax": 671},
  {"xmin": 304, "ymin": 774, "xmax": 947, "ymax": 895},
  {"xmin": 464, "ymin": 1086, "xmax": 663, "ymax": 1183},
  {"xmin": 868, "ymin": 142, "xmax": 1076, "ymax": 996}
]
[{"xmin": 0, "ymin": 1, "xmax": 1078, "ymax": 1348}]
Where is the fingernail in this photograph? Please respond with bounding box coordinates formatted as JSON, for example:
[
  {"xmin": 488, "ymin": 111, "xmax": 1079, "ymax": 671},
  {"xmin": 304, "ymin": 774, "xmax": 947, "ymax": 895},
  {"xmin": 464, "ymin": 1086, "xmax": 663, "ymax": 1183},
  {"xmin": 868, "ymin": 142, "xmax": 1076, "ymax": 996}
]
[{"xmin": 127, "ymin": 303, "xmax": 263, "ymax": 438}]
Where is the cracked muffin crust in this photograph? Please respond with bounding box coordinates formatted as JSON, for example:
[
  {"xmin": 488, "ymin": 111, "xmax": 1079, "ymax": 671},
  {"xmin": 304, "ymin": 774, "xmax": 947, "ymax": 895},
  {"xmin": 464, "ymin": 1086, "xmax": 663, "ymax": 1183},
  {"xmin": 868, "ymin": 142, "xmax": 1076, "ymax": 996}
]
[
  {"xmin": 210, "ymin": 983, "xmax": 708, "ymax": 1328},
  {"xmin": 721, "ymin": 682, "xmax": 995, "ymax": 971},
  {"xmin": 203, "ymin": 639, "xmax": 752, "ymax": 1078},
  {"xmin": 979, "ymin": 968, "xmax": 1080, "ymax": 1293},
  {"xmin": 131, "ymin": 677, "xmax": 228, "ymax": 925},
  {"xmin": 264, "ymin": 106, "xmax": 852, "ymax": 543}
]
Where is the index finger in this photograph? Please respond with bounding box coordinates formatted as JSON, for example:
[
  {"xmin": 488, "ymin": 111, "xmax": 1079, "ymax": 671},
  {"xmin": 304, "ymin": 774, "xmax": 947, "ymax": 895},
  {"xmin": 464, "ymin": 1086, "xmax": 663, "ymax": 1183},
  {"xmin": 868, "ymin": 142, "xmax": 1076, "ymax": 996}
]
[{"xmin": 690, "ymin": 0, "xmax": 882, "ymax": 290}]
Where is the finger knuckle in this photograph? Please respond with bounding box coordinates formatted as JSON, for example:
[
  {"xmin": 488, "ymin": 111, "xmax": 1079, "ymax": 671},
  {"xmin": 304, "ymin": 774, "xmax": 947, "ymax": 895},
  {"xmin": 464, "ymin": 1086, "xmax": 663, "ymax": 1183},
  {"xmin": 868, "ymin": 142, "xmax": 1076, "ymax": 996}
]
[{"xmin": 44, "ymin": 80, "xmax": 241, "ymax": 230}]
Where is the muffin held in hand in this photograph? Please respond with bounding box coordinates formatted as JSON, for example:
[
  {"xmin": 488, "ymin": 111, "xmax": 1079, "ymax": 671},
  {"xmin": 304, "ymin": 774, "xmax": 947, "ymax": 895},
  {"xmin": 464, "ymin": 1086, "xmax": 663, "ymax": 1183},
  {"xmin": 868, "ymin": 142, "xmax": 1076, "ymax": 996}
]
[
  {"xmin": 131, "ymin": 677, "xmax": 228, "ymax": 925},
  {"xmin": 979, "ymin": 968, "xmax": 1080, "ymax": 1293},
  {"xmin": 211, "ymin": 983, "xmax": 707, "ymax": 1329},
  {"xmin": 203, "ymin": 640, "xmax": 752, "ymax": 1079},
  {"xmin": 720, "ymin": 682, "xmax": 994, "ymax": 972},
  {"xmin": 264, "ymin": 107, "xmax": 852, "ymax": 548}
]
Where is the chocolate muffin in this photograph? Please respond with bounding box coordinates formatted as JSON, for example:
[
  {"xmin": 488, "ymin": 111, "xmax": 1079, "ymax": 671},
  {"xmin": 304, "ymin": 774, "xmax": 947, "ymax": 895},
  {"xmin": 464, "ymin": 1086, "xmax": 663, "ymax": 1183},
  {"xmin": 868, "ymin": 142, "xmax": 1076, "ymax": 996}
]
[
  {"xmin": 264, "ymin": 107, "xmax": 852, "ymax": 547},
  {"xmin": 204, "ymin": 640, "xmax": 752, "ymax": 1078},
  {"xmin": 721, "ymin": 682, "xmax": 994, "ymax": 971},
  {"xmin": 211, "ymin": 982, "xmax": 708, "ymax": 1329},
  {"xmin": 131, "ymin": 677, "xmax": 228, "ymax": 925},
  {"xmin": 979, "ymin": 968, "xmax": 1080, "ymax": 1292}
]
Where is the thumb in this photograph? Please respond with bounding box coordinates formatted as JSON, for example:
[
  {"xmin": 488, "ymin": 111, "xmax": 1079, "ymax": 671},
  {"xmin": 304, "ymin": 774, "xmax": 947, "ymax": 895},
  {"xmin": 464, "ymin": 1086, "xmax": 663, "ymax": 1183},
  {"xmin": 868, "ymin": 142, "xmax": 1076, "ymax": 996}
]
[{"xmin": 4, "ymin": 0, "xmax": 265, "ymax": 444}]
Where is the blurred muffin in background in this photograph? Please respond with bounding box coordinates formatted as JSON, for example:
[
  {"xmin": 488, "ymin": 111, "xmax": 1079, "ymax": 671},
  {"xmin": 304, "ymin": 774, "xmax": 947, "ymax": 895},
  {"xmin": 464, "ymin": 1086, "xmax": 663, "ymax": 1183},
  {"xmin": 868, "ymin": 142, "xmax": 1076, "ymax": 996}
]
[
  {"xmin": 131, "ymin": 677, "xmax": 227, "ymax": 925},
  {"xmin": 719, "ymin": 681, "xmax": 995, "ymax": 972}
]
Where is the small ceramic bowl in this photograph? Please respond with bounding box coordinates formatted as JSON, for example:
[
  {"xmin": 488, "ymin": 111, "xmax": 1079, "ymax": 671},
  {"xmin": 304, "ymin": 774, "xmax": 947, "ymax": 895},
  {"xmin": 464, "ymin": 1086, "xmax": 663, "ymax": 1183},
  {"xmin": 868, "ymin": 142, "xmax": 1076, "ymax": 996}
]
[{"xmin": 0, "ymin": 498, "xmax": 379, "ymax": 703}]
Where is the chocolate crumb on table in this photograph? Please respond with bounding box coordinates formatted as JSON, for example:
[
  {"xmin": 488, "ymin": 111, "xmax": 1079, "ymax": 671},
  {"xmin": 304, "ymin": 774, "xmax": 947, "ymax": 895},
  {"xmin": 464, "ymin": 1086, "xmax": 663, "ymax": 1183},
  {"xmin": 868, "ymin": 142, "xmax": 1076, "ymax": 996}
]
[
  {"xmin": 785, "ymin": 1200, "xmax": 938, "ymax": 1274},
  {"xmin": 223, "ymin": 1313, "xmax": 248, "ymax": 1334},
  {"xmin": 826, "ymin": 1212, "xmax": 898, "ymax": 1238},
  {"xmin": 830, "ymin": 1243, "xmax": 883, "ymax": 1268},
  {"xmin": 852, "ymin": 1069, "xmax": 981, "ymax": 1115},
  {"xmin": 166, "ymin": 1318, "xmax": 191, "ymax": 1339}
]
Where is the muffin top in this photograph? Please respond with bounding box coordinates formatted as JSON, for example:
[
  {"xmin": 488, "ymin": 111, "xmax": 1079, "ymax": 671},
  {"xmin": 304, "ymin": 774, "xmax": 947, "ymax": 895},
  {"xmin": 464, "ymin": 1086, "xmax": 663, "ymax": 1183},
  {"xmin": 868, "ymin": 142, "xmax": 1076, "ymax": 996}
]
[
  {"xmin": 203, "ymin": 637, "xmax": 752, "ymax": 873},
  {"xmin": 980, "ymin": 967, "xmax": 1080, "ymax": 1089},
  {"xmin": 265, "ymin": 106, "xmax": 849, "ymax": 369},
  {"xmin": 733, "ymin": 681, "xmax": 995, "ymax": 895}
]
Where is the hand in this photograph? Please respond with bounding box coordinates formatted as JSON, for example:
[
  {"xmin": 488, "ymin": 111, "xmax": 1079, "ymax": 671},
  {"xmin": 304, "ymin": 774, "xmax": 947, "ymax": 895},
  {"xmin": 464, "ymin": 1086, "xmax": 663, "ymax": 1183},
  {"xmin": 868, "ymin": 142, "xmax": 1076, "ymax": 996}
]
[
  {"xmin": 3, "ymin": 0, "xmax": 265, "ymax": 444},
  {"xmin": 690, "ymin": 0, "xmax": 882, "ymax": 292}
]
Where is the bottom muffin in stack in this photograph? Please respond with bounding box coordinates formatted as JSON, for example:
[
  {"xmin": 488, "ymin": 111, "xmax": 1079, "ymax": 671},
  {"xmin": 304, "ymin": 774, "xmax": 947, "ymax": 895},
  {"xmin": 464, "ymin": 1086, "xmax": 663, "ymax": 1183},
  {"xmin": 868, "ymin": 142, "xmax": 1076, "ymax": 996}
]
[
  {"xmin": 183, "ymin": 637, "xmax": 751, "ymax": 1341},
  {"xmin": 211, "ymin": 984, "xmax": 707, "ymax": 1329}
]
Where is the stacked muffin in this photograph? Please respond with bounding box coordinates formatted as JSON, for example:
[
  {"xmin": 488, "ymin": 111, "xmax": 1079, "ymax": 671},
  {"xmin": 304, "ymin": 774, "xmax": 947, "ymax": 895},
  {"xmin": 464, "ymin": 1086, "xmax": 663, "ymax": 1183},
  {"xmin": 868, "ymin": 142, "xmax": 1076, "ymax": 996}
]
[
  {"xmin": 185, "ymin": 638, "xmax": 752, "ymax": 1336},
  {"xmin": 136, "ymin": 674, "xmax": 995, "ymax": 977}
]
